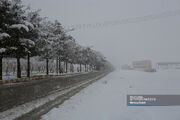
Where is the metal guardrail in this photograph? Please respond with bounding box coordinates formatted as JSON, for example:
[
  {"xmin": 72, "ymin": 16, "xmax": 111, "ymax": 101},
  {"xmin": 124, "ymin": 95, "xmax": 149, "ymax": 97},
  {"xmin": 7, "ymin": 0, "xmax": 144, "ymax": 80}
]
[
  {"xmin": 0, "ymin": 72, "xmax": 91, "ymax": 85},
  {"xmin": 0, "ymin": 75, "xmax": 48, "ymax": 85}
]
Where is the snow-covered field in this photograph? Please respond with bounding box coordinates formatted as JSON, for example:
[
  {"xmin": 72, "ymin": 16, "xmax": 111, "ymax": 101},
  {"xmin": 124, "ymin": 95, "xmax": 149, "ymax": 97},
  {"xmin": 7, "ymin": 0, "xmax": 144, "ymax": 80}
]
[{"xmin": 41, "ymin": 69, "xmax": 180, "ymax": 120}]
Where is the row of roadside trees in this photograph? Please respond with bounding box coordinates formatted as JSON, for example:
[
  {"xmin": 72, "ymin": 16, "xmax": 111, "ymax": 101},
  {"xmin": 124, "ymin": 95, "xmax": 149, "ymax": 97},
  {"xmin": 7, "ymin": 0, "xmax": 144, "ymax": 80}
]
[{"xmin": 0, "ymin": 0, "xmax": 112, "ymax": 80}]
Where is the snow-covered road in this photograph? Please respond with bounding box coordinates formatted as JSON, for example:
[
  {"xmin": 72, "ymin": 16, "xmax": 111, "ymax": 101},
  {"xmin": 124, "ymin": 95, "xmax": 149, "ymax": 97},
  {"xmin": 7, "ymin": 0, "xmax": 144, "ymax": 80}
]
[{"xmin": 41, "ymin": 69, "xmax": 180, "ymax": 120}]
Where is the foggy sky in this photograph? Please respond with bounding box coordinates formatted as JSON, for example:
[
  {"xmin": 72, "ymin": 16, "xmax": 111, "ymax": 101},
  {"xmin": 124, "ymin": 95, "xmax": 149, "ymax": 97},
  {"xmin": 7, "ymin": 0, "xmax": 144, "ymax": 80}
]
[{"xmin": 23, "ymin": 0, "xmax": 180, "ymax": 68}]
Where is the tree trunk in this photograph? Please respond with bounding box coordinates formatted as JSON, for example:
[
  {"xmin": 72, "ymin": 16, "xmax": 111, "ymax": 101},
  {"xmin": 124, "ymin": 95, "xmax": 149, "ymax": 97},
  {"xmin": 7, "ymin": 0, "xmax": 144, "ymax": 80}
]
[
  {"xmin": 0, "ymin": 57, "xmax": 2, "ymax": 80},
  {"xmin": 27, "ymin": 53, "xmax": 30, "ymax": 77},
  {"xmin": 59, "ymin": 58, "xmax": 62, "ymax": 73},
  {"xmin": 66, "ymin": 61, "xmax": 68, "ymax": 73},
  {"xmin": 87, "ymin": 65, "xmax": 88, "ymax": 72},
  {"xmin": 85, "ymin": 64, "xmax": 87, "ymax": 72},
  {"xmin": 64, "ymin": 61, "xmax": 66, "ymax": 73},
  {"xmin": 70, "ymin": 63, "xmax": 74, "ymax": 73},
  {"xmin": 80, "ymin": 63, "xmax": 82, "ymax": 72},
  {"xmin": 46, "ymin": 58, "xmax": 49, "ymax": 75},
  {"xmin": 17, "ymin": 57, "xmax": 21, "ymax": 78},
  {"xmin": 56, "ymin": 57, "xmax": 58, "ymax": 74}
]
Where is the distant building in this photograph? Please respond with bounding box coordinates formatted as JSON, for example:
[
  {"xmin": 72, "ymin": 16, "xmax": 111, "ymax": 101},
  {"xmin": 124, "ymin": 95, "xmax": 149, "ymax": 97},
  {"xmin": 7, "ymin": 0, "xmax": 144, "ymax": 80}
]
[
  {"xmin": 157, "ymin": 62, "xmax": 180, "ymax": 69},
  {"xmin": 132, "ymin": 60, "xmax": 152, "ymax": 71}
]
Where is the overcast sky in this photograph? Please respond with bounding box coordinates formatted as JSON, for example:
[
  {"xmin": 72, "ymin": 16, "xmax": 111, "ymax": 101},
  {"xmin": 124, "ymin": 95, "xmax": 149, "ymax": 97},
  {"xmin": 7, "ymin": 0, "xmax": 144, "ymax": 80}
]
[{"xmin": 23, "ymin": 0, "xmax": 180, "ymax": 67}]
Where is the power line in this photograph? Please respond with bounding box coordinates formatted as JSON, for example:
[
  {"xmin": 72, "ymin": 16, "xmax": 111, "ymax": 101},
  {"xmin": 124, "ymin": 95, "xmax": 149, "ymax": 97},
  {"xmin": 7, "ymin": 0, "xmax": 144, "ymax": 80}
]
[{"xmin": 64, "ymin": 9, "xmax": 180, "ymax": 30}]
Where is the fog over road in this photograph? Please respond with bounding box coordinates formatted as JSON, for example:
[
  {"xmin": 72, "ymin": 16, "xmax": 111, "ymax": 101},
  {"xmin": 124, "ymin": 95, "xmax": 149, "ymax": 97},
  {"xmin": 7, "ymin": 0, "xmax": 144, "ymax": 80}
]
[
  {"xmin": 23, "ymin": 0, "xmax": 180, "ymax": 67},
  {"xmin": 41, "ymin": 69, "xmax": 180, "ymax": 120}
]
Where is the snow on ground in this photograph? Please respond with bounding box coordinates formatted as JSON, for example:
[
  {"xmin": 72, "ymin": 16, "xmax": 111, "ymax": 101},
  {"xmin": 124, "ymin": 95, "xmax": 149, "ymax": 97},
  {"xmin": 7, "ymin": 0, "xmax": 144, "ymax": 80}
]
[{"xmin": 41, "ymin": 69, "xmax": 180, "ymax": 120}]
